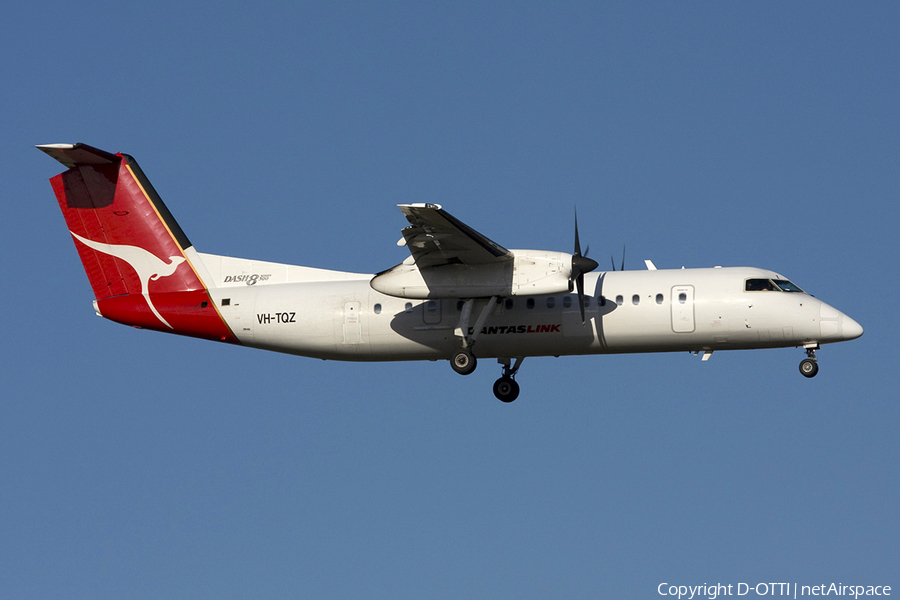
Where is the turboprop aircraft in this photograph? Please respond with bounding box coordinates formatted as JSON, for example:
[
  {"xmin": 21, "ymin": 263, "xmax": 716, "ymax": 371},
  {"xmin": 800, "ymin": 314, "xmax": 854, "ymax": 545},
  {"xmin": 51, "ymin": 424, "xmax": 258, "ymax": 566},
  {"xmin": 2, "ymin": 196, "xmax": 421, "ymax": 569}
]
[{"xmin": 39, "ymin": 143, "xmax": 863, "ymax": 402}]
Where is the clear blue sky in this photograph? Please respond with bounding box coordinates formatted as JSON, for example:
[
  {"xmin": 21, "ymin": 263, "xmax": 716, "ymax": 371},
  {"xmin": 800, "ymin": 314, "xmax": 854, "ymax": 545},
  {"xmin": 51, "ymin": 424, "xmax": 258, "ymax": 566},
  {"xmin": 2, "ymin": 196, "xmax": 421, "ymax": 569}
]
[{"xmin": 2, "ymin": 2, "xmax": 897, "ymax": 598}]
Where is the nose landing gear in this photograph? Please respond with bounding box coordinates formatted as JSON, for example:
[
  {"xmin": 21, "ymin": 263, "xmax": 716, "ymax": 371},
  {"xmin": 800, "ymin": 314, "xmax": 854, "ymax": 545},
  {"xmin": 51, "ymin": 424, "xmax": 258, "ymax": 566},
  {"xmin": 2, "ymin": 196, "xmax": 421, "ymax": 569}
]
[
  {"xmin": 493, "ymin": 358, "xmax": 523, "ymax": 402},
  {"xmin": 799, "ymin": 346, "xmax": 819, "ymax": 378}
]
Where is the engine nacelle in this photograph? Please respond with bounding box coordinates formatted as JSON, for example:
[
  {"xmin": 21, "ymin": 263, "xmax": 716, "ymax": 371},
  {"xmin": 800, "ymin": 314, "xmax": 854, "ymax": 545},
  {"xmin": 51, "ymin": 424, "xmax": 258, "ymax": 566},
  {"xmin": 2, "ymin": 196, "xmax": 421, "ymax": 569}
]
[
  {"xmin": 370, "ymin": 250, "xmax": 573, "ymax": 299},
  {"xmin": 509, "ymin": 250, "xmax": 572, "ymax": 295}
]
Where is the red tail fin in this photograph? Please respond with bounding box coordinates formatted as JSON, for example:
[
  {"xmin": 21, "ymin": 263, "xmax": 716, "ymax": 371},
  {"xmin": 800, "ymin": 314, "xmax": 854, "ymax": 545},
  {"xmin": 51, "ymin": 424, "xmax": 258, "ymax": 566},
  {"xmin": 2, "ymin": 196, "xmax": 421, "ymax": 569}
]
[{"xmin": 40, "ymin": 143, "xmax": 237, "ymax": 343}]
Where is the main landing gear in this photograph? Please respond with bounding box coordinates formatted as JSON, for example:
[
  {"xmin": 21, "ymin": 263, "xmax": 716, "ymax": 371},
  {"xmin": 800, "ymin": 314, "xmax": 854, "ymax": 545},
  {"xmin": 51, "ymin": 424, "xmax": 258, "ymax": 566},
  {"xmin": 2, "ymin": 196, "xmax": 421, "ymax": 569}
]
[
  {"xmin": 451, "ymin": 349, "xmax": 477, "ymax": 375},
  {"xmin": 799, "ymin": 346, "xmax": 819, "ymax": 378},
  {"xmin": 449, "ymin": 297, "xmax": 496, "ymax": 378},
  {"xmin": 449, "ymin": 297, "xmax": 524, "ymax": 401},
  {"xmin": 449, "ymin": 350, "xmax": 524, "ymax": 402}
]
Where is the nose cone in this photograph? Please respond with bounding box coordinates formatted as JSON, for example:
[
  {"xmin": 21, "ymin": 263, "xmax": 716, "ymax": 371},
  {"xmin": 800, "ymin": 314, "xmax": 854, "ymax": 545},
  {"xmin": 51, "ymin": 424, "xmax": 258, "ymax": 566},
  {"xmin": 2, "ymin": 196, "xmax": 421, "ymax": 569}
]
[
  {"xmin": 841, "ymin": 314, "xmax": 864, "ymax": 340},
  {"xmin": 819, "ymin": 302, "xmax": 863, "ymax": 342}
]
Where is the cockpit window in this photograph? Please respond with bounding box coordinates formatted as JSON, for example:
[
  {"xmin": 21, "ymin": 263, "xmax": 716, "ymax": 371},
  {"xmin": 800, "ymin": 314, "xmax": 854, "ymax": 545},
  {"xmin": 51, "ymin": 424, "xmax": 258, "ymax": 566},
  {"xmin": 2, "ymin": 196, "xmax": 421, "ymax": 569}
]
[
  {"xmin": 745, "ymin": 278, "xmax": 778, "ymax": 291},
  {"xmin": 745, "ymin": 278, "xmax": 804, "ymax": 293},
  {"xmin": 772, "ymin": 279, "xmax": 804, "ymax": 293}
]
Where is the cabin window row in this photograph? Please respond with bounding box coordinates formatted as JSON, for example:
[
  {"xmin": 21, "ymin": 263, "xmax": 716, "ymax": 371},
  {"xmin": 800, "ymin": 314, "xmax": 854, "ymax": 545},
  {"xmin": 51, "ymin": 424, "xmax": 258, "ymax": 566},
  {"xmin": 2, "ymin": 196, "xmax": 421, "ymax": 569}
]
[
  {"xmin": 453, "ymin": 294, "xmax": 673, "ymax": 311},
  {"xmin": 281, "ymin": 282, "xmax": 803, "ymax": 317},
  {"xmin": 375, "ymin": 293, "xmax": 675, "ymax": 314}
]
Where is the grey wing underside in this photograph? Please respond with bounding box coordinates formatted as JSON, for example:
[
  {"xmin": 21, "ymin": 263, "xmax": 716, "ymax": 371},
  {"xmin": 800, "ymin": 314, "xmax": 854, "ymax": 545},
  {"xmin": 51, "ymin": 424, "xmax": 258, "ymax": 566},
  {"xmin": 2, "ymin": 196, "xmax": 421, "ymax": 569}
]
[{"xmin": 397, "ymin": 204, "xmax": 512, "ymax": 269}]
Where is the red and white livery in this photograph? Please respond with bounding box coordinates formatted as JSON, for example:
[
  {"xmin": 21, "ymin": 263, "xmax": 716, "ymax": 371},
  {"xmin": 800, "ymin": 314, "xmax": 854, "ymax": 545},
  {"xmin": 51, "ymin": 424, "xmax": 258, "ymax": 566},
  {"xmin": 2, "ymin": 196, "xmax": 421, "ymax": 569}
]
[{"xmin": 40, "ymin": 143, "xmax": 863, "ymax": 401}]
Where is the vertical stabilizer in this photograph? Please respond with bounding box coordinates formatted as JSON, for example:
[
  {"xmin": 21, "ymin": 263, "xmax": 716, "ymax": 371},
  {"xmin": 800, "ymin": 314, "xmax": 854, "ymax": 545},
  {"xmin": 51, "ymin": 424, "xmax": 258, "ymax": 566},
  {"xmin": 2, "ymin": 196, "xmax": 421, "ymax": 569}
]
[{"xmin": 40, "ymin": 143, "xmax": 237, "ymax": 342}]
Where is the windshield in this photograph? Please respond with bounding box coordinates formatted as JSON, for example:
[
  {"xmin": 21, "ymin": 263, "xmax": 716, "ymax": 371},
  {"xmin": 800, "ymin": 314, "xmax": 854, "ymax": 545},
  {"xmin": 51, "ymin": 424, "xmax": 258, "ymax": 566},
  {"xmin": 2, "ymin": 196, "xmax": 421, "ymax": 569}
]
[
  {"xmin": 772, "ymin": 279, "xmax": 804, "ymax": 293},
  {"xmin": 745, "ymin": 278, "xmax": 805, "ymax": 293}
]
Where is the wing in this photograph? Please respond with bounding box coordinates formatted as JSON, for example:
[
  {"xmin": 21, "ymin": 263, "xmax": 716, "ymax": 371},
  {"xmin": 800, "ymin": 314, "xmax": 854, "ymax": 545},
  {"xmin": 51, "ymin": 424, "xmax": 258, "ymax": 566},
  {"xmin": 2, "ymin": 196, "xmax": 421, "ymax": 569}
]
[
  {"xmin": 373, "ymin": 204, "xmax": 575, "ymax": 299},
  {"xmin": 397, "ymin": 204, "xmax": 512, "ymax": 268}
]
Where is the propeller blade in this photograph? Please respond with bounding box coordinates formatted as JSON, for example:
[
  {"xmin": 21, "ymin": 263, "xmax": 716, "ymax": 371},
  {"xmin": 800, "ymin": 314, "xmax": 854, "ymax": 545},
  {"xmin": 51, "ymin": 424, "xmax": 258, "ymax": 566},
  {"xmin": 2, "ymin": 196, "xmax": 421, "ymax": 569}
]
[
  {"xmin": 574, "ymin": 208, "xmax": 583, "ymax": 257},
  {"xmin": 570, "ymin": 209, "xmax": 598, "ymax": 324},
  {"xmin": 576, "ymin": 271, "xmax": 586, "ymax": 323},
  {"xmin": 610, "ymin": 246, "xmax": 626, "ymax": 271}
]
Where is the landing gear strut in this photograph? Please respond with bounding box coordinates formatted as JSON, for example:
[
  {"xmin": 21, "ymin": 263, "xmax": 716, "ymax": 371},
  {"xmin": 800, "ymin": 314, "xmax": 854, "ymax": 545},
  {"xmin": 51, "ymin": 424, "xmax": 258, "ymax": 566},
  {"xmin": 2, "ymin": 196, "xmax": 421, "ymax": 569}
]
[
  {"xmin": 493, "ymin": 358, "xmax": 523, "ymax": 403},
  {"xmin": 446, "ymin": 299, "xmax": 524, "ymax": 400},
  {"xmin": 448, "ymin": 297, "xmax": 498, "ymax": 377},
  {"xmin": 799, "ymin": 346, "xmax": 819, "ymax": 378}
]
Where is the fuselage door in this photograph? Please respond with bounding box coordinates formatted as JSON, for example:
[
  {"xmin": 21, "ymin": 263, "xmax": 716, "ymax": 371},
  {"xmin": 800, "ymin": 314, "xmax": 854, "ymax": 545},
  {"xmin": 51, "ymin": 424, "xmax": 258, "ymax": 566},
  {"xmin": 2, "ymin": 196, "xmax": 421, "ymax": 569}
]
[
  {"xmin": 423, "ymin": 299, "xmax": 442, "ymax": 324},
  {"xmin": 671, "ymin": 285, "xmax": 695, "ymax": 333}
]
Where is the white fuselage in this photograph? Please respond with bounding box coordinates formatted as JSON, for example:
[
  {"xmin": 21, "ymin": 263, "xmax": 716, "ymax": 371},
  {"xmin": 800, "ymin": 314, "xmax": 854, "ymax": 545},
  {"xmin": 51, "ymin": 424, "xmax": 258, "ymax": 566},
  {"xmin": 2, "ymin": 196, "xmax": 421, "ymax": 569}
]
[
  {"xmin": 199, "ymin": 259, "xmax": 861, "ymax": 362},
  {"xmin": 40, "ymin": 144, "xmax": 863, "ymax": 396}
]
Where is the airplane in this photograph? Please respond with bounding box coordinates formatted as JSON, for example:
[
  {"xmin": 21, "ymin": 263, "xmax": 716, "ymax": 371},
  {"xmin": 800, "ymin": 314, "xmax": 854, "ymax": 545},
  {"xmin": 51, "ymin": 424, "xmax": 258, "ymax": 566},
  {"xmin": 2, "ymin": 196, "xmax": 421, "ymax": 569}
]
[{"xmin": 39, "ymin": 142, "xmax": 863, "ymax": 402}]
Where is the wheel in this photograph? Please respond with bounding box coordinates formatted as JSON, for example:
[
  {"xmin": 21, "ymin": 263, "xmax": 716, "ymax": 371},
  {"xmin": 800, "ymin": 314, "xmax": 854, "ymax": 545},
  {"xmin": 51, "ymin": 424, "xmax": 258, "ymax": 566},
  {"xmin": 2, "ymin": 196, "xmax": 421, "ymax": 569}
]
[
  {"xmin": 799, "ymin": 358, "xmax": 819, "ymax": 378},
  {"xmin": 450, "ymin": 350, "xmax": 477, "ymax": 375},
  {"xmin": 493, "ymin": 377, "xmax": 520, "ymax": 402}
]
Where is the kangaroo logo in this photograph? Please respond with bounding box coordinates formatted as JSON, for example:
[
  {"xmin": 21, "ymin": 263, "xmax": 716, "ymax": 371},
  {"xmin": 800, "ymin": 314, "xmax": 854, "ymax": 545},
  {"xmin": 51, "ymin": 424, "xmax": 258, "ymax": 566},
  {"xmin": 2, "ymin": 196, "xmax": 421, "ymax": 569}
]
[{"xmin": 70, "ymin": 232, "xmax": 187, "ymax": 329}]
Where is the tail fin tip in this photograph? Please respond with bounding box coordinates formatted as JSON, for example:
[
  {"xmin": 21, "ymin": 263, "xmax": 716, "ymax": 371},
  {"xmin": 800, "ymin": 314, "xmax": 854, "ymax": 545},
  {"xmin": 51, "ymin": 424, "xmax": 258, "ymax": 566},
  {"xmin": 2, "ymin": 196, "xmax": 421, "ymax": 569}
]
[{"xmin": 37, "ymin": 142, "xmax": 120, "ymax": 168}]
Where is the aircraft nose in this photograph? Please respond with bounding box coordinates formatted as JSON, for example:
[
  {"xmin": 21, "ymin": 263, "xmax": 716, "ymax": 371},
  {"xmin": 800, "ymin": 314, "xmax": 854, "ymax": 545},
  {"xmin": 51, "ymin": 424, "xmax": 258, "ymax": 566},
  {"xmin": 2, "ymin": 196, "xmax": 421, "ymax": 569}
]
[
  {"xmin": 841, "ymin": 314, "xmax": 864, "ymax": 340},
  {"xmin": 819, "ymin": 302, "xmax": 863, "ymax": 342}
]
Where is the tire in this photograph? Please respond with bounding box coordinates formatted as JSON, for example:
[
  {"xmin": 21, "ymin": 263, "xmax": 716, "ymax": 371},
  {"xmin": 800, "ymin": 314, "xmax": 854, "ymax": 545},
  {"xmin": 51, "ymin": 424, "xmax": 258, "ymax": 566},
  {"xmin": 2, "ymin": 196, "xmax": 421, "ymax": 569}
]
[
  {"xmin": 450, "ymin": 350, "xmax": 477, "ymax": 375},
  {"xmin": 799, "ymin": 358, "xmax": 819, "ymax": 378},
  {"xmin": 493, "ymin": 377, "xmax": 520, "ymax": 403}
]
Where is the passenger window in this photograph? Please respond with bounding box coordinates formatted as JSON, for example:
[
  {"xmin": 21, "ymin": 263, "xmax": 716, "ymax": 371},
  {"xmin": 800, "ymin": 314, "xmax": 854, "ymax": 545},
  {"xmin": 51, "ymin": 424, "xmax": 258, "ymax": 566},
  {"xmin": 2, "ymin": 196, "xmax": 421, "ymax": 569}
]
[
  {"xmin": 457, "ymin": 300, "xmax": 465, "ymax": 311},
  {"xmin": 426, "ymin": 300, "xmax": 438, "ymax": 313},
  {"xmin": 562, "ymin": 296, "xmax": 572, "ymax": 308},
  {"xmin": 679, "ymin": 293, "xmax": 687, "ymax": 304},
  {"xmin": 656, "ymin": 293, "xmax": 663, "ymax": 305},
  {"xmin": 505, "ymin": 298, "xmax": 514, "ymax": 310},
  {"xmin": 526, "ymin": 298, "xmax": 535, "ymax": 309},
  {"xmin": 405, "ymin": 302, "xmax": 413, "ymax": 311},
  {"xmin": 599, "ymin": 296, "xmax": 606, "ymax": 307},
  {"xmin": 632, "ymin": 294, "xmax": 640, "ymax": 306},
  {"xmin": 373, "ymin": 303, "xmax": 382, "ymax": 315},
  {"xmin": 584, "ymin": 296, "xmax": 591, "ymax": 308},
  {"xmin": 616, "ymin": 295, "xmax": 623, "ymax": 306},
  {"xmin": 547, "ymin": 297, "xmax": 555, "ymax": 308}
]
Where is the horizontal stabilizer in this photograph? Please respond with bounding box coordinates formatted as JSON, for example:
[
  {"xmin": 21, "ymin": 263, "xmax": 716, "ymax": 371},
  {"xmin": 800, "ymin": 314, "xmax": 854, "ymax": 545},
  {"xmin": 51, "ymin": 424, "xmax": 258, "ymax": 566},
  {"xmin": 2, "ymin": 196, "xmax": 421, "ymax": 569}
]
[{"xmin": 36, "ymin": 143, "xmax": 120, "ymax": 168}]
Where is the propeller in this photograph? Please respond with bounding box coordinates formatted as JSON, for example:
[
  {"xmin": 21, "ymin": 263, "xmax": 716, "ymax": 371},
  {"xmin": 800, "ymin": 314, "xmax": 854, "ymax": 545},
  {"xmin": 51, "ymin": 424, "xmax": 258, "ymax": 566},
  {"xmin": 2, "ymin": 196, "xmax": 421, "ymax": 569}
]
[
  {"xmin": 572, "ymin": 210, "xmax": 599, "ymax": 324},
  {"xmin": 610, "ymin": 244, "xmax": 625, "ymax": 272}
]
